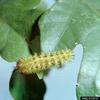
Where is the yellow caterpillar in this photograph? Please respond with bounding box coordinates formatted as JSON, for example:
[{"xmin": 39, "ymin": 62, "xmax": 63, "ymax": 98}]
[{"xmin": 16, "ymin": 49, "xmax": 74, "ymax": 74}]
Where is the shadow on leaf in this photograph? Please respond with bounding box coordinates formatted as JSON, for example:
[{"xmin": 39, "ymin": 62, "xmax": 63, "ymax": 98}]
[{"xmin": 9, "ymin": 69, "xmax": 46, "ymax": 100}]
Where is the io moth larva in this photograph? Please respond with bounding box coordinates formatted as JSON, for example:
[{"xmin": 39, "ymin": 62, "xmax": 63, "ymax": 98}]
[{"xmin": 16, "ymin": 49, "xmax": 74, "ymax": 74}]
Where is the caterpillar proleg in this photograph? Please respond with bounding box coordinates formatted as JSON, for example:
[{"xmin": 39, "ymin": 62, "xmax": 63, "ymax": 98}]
[{"xmin": 16, "ymin": 49, "xmax": 74, "ymax": 74}]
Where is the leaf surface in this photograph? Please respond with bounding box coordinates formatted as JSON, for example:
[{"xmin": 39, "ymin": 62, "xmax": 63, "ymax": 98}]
[{"xmin": 39, "ymin": 0, "xmax": 100, "ymax": 98}]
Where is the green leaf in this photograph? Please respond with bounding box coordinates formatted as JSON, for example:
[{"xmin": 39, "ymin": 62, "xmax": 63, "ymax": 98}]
[
  {"xmin": 0, "ymin": 0, "xmax": 55, "ymax": 39},
  {"xmin": 0, "ymin": 0, "xmax": 41, "ymax": 11},
  {"xmin": 0, "ymin": 19, "xmax": 29, "ymax": 61},
  {"xmin": 36, "ymin": 72, "xmax": 44, "ymax": 79},
  {"xmin": 39, "ymin": 0, "xmax": 100, "ymax": 98},
  {"xmin": 9, "ymin": 70, "xmax": 26, "ymax": 100},
  {"xmin": 9, "ymin": 69, "xmax": 46, "ymax": 100},
  {"xmin": 0, "ymin": 0, "xmax": 55, "ymax": 61},
  {"xmin": 76, "ymin": 24, "xmax": 100, "ymax": 98},
  {"xmin": 39, "ymin": 0, "xmax": 77, "ymax": 52},
  {"xmin": 0, "ymin": 7, "xmax": 43, "ymax": 38},
  {"xmin": 0, "ymin": 19, "xmax": 9, "ymax": 50},
  {"xmin": 73, "ymin": 0, "xmax": 100, "ymax": 98}
]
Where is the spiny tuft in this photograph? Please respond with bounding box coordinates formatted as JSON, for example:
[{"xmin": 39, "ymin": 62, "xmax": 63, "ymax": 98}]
[{"xmin": 16, "ymin": 49, "xmax": 74, "ymax": 74}]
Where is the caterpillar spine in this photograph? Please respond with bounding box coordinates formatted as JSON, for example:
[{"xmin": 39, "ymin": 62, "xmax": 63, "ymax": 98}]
[{"xmin": 16, "ymin": 49, "xmax": 74, "ymax": 74}]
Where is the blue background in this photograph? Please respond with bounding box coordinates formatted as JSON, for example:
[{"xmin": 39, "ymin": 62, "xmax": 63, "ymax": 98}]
[{"xmin": 0, "ymin": 45, "xmax": 83, "ymax": 100}]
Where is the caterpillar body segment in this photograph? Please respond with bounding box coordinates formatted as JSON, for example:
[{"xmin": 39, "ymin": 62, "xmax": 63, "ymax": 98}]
[{"xmin": 16, "ymin": 49, "xmax": 74, "ymax": 74}]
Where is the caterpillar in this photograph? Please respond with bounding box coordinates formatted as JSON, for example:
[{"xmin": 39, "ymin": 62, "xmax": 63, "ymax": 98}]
[{"xmin": 16, "ymin": 49, "xmax": 74, "ymax": 74}]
